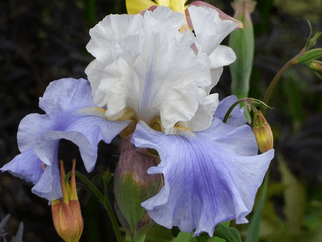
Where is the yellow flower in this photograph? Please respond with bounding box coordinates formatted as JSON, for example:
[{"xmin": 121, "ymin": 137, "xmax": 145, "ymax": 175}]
[
  {"xmin": 126, "ymin": 0, "xmax": 187, "ymax": 15},
  {"xmin": 126, "ymin": 0, "xmax": 243, "ymax": 31}
]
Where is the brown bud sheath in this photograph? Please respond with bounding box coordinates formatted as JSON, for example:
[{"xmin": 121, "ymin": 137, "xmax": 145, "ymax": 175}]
[{"xmin": 51, "ymin": 160, "xmax": 83, "ymax": 242}]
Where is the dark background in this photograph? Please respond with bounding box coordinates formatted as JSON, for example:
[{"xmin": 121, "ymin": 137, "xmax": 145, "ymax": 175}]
[{"xmin": 0, "ymin": 0, "xmax": 322, "ymax": 241}]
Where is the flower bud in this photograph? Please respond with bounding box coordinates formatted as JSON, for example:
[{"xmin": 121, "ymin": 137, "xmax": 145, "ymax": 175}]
[
  {"xmin": 294, "ymin": 48, "xmax": 322, "ymax": 64},
  {"xmin": 309, "ymin": 60, "xmax": 322, "ymax": 72},
  {"xmin": 307, "ymin": 31, "xmax": 322, "ymax": 49},
  {"xmin": 51, "ymin": 160, "xmax": 83, "ymax": 242},
  {"xmin": 253, "ymin": 110, "xmax": 274, "ymax": 153},
  {"xmin": 114, "ymin": 136, "xmax": 163, "ymax": 241}
]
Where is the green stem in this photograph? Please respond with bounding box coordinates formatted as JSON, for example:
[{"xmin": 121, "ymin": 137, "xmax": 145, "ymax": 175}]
[
  {"xmin": 101, "ymin": 197, "xmax": 124, "ymax": 242},
  {"xmin": 75, "ymin": 171, "xmax": 103, "ymax": 199},
  {"xmin": 74, "ymin": 172, "xmax": 123, "ymax": 242},
  {"xmin": 261, "ymin": 51, "xmax": 304, "ymax": 114},
  {"xmin": 223, "ymin": 98, "xmax": 251, "ymax": 123}
]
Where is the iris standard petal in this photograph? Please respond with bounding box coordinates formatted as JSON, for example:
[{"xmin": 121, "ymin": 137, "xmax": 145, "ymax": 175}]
[
  {"xmin": 188, "ymin": 5, "xmax": 238, "ymax": 57},
  {"xmin": 188, "ymin": 5, "xmax": 236, "ymax": 93},
  {"xmin": 85, "ymin": 7, "xmax": 221, "ymax": 133},
  {"xmin": 132, "ymin": 121, "xmax": 274, "ymax": 236},
  {"xmin": 1, "ymin": 78, "xmax": 129, "ymax": 200}
]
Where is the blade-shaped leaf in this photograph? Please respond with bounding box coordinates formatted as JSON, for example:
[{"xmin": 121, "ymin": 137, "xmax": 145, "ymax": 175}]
[
  {"xmin": 229, "ymin": 0, "xmax": 256, "ymax": 99},
  {"xmin": 278, "ymin": 154, "xmax": 305, "ymax": 234},
  {"xmin": 245, "ymin": 174, "xmax": 269, "ymax": 242}
]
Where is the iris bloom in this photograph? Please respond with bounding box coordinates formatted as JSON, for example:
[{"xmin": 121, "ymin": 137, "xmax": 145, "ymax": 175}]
[{"xmin": 1, "ymin": 5, "xmax": 274, "ymax": 237}]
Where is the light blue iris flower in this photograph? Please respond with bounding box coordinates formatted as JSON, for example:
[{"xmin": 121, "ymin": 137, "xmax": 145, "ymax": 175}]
[
  {"xmin": 1, "ymin": 78, "xmax": 129, "ymax": 200},
  {"xmin": 1, "ymin": 5, "xmax": 274, "ymax": 237}
]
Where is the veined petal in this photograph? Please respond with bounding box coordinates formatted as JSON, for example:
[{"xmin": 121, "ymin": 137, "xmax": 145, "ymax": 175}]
[
  {"xmin": 1, "ymin": 150, "xmax": 44, "ymax": 185},
  {"xmin": 132, "ymin": 121, "xmax": 274, "ymax": 236},
  {"xmin": 1, "ymin": 78, "xmax": 129, "ymax": 201},
  {"xmin": 86, "ymin": 7, "xmax": 216, "ymax": 132}
]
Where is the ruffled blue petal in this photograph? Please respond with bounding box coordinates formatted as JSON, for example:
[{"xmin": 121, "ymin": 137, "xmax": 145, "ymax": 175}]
[
  {"xmin": 132, "ymin": 120, "xmax": 274, "ymax": 236},
  {"xmin": 1, "ymin": 78, "xmax": 129, "ymax": 200},
  {"xmin": 214, "ymin": 95, "xmax": 246, "ymax": 127},
  {"xmin": 1, "ymin": 149, "xmax": 44, "ymax": 184}
]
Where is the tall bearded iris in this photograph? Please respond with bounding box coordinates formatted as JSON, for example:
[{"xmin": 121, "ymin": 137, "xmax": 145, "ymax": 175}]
[{"xmin": 1, "ymin": 5, "xmax": 274, "ymax": 237}]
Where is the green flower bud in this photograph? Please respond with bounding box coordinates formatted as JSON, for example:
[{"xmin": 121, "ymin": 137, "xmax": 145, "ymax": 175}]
[
  {"xmin": 114, "ymin": 136, "xmax": 163, "ymax": 242},
  {"xmin": 294, "ymin": 48, "xmax": 322, "ymax": 64},
  {"xmin": 253, "ymin": 110, "xmax": 274, "ymax": 153},
  {"xmin": 307, "ymin": 31, "xmax": 322, "ymax": 49},
  {"xmin": 309, "ymin": 60, "xmax": 322, "ymax": 72}
]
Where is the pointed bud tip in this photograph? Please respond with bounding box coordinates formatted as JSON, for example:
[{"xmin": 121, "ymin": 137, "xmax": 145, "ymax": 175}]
[
  {"xmin": 52, "ymin": 160, "xmax": 83, "ymax": 242},
  {"xmin": 253, "ymin": 111, "xmax": 274, "ymax": 153},
  {"xmin": 309, "ymin": 60, "xmax": 322, "ymax": 72}
]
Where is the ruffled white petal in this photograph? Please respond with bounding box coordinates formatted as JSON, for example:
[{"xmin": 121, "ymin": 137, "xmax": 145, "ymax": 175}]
[
  {"xmin": 188, "ymin": 5, "xmax": 238, "ymax": 57},
  {"xmin": 209, "ymin": 45, "xmax": 237, "ymax": 69},
  {"xmin": 86, "ymin": 6, "xmax": 232, "ymax": 133},
  {"xmin": 188, "ymin": 5, "xmax": 237, "ymax": 92}
]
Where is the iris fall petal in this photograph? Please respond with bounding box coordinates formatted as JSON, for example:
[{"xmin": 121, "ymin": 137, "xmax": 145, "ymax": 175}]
[
  {"xmin": 132, "ymin": 97, "xmax": 274, "ymax": 236},
  {"xmin": 1, "ymin": 78, "xmax": 129, "ymax": 200}
]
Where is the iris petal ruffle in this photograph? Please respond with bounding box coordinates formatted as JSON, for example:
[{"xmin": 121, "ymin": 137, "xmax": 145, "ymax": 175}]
[
  {"xmin": 188, "ymin": 5, "xmax": 237, "ymax": 57},
  {"xmin": 187, "ymin": 5, "xmax": 237, "ymax": 96},
  {"xmin": 85, "ymin": 6, "xmax": 237, "ymax": 133},
  {"xmin": 132, "ymin": 96, "xmax": 274, "ymax": 236},
  {"xmin": 1, "ymin": 78, "xmax": 129, "ymax": 200},
  {"xmin": 86, "ymin": 7, "xmax": 212, "ymax": 133}
]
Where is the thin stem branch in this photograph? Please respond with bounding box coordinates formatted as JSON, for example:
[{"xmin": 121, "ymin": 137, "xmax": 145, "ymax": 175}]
[
  {"xmin": 261, "ymin": 51, "xmax": 304, "ymax": 114},
  {"xmin": 223, "ymin": 98, "xmax": 251, "ymax": 123},
  {"xmin": 74, "ymin": 172, "xmax": 123, "ymax": 242},
  {"xmin": 101, "ymin": 198, "xmax": 124, "ymax": 242}
]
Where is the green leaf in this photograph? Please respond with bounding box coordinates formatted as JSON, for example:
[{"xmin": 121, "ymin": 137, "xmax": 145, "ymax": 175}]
[
  {"xmin": 282, "ymin": 71, "xmax": 305, "ymax": 132},
  {"xmin": 145, "ymin": 224, "xmax": 174, "ymax": 242},
  {"xmin": 197, "ymin": 234, "xmax": 209, "ymax": 242},
  {"xmin": 212, "ymin": 224, "xmax": 242, "ymax": 242},
  {"xmin": 278, "ymin": 153, "xmax": 305, "ymax": 234},
  {"xmin": 295, "ymin": 48, "xmax": 322, "ymax": 64},
  {"xmin": 84, "ymin": 0, "xmax": 96, "ymax": 25},
  {"xmin": 229, "ymin": 0, "xmax": 256, "ymax": 99},
  {"xmin": 244, "ymin": 105, "xmax": 252, "ymax": 124},
  {"xmin": 171, "ymin": 232, "xmax": 193, "ymax": 242},
  {"xmin": 245, "ymin": 174, "xmax": 269, "ymax": 242},
  {"xmin": 210, "ymin": 222, "xmax": 230, "ymax": 242}
]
